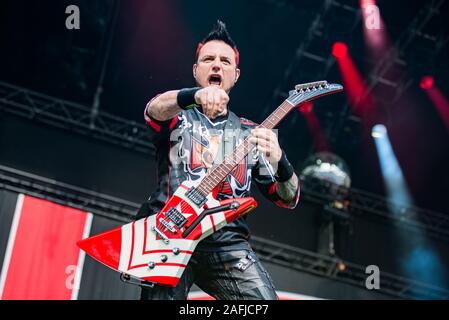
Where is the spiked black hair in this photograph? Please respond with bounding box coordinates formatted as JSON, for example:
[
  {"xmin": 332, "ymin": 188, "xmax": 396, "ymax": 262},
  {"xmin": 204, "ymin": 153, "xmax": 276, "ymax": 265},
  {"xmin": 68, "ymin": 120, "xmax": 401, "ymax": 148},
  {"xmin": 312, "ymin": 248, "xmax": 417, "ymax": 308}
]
[
  {"xmin": 201, "ymin": 20, "xmax": 237, "ymax": 49},
  {"xmin": 196, "ymin": 20, "xmax": 240, "ymax": 65}
]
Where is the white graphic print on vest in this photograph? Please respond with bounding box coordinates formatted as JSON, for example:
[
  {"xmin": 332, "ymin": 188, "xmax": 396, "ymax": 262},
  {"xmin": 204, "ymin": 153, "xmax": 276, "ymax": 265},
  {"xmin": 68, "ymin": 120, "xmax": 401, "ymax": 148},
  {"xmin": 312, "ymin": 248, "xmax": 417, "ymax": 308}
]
[{"xmin": 174, "ymin": 111, "xmax": 252, "ymax": 198}]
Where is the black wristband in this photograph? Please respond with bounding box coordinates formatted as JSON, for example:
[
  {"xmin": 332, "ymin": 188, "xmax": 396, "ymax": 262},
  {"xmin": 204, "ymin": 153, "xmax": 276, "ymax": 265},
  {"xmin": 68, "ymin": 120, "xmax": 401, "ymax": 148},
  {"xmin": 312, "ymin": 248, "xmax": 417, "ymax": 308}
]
[
  {"xmin": 177, "ymin": 87, "xmax": 201, "ymax": 110},
  {"xmin": 275, "ymin": 151, "xmax": 295, "ymax": 182}
]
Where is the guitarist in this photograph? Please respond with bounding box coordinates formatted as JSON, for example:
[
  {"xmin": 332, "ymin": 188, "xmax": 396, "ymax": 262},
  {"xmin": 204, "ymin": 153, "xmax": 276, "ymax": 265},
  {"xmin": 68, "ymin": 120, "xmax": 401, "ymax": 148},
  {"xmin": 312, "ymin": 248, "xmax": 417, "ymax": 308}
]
[{"xmin": 137, "ymin": 20, "xmax": 300, "ymax": 300}]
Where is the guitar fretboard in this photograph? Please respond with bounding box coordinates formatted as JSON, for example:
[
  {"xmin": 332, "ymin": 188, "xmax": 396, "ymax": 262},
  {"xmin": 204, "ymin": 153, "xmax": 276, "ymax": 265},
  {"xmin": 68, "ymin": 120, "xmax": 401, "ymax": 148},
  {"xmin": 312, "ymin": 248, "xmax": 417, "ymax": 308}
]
[{"xmin": 196, "ymin": 100, "xmax": 295, "ymax": 196}]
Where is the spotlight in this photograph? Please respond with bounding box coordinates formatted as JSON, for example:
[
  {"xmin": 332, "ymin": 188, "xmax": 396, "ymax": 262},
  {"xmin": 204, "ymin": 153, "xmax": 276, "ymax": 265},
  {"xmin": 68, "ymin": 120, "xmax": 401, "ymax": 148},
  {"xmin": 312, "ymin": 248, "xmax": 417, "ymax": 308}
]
[
  {"xmin": 332, "ymin": 42, "xmax": 348, "ymax": 59},
  {"xmin": 371, "ymin": 124, "xmax": 387, "ymax": 139},
  {"xmin": 337, "ymin": 260, "xmax": 346, "ymax": 272},
  {"xmin": 420, "ymin": 76, "xmax": 434, "ymax": 90},
  {"xmin": 360, "ymin": 0, "xmax": 377, "ymax": 8},
  {"xmin": 423, "ymin": 80, "xmax": 449, "ymax": 130},
  {"xmin": 298, "ymin": 101, "xmax": 313, "ymax": 114}
]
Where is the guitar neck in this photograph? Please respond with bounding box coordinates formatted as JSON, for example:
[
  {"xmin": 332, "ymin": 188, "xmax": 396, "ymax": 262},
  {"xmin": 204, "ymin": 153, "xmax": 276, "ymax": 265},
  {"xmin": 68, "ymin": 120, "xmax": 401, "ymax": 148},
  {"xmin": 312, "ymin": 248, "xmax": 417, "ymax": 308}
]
[{"xmin": 196, "ymin": 100, "xmax": 295, "ymax": 196}]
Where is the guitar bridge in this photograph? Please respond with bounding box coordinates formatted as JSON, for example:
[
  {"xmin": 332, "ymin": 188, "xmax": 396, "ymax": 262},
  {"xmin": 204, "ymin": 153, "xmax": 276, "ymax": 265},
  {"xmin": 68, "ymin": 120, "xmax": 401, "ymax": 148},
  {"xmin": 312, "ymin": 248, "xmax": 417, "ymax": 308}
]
[
  {"xmin": 185, "ymin": 187, "xmax": 207, "ymax": 207},
  {"xmin": 151, "ymin": 225, "xmax": 170, "ymax": 244}
]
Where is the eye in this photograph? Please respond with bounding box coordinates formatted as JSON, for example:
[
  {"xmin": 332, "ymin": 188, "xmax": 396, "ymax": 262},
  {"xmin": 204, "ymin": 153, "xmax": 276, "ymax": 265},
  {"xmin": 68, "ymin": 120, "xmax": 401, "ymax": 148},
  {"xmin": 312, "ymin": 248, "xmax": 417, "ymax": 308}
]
[{"xmin": 222, "ymin": 59, "xmax": 231, "ymax": 65}]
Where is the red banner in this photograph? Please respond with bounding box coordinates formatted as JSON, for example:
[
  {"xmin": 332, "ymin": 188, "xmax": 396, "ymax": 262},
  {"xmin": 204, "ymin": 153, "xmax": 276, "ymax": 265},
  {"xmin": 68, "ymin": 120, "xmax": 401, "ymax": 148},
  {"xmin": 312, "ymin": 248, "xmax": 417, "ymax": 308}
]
[{"xmin": 0, "ymin": 195, "xmax": 92, "ymax": 300}]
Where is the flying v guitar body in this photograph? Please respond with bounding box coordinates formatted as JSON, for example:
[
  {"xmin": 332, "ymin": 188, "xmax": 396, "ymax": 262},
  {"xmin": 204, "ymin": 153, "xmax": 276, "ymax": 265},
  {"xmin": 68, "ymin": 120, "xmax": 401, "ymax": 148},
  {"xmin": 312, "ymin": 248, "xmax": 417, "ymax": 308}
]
[{"xmin": 77, "ymin": 180, "xmax": 257, "ymax": 287}]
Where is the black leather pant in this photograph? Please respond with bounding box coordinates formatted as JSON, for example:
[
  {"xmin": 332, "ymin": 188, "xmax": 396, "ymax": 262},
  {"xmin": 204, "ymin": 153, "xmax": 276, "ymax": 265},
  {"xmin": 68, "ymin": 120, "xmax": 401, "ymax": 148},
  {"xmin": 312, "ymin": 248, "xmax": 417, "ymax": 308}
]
[{"xmin": 140, "ymin": 247, "xmax": 278, "ymax": 300}]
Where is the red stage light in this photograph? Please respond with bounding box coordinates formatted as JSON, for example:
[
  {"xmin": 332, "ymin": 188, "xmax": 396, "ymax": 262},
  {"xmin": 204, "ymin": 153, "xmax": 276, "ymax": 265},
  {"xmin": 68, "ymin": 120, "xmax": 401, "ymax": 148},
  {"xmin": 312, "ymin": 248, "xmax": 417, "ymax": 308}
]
[
  {"xmin": 297, "ymin": 102, "xmax": 330, "ymax": 151},
  {"xmin": 332, "ymin": 42, "xmax": 348, "ymax": 58},
  {"xmin": 425, "ymin": 85, "xmax": 449, "ymax": 131},
  {"xmin": 420, "ymin": 76, "xmax": 434, "ymax": 90},
  {"xmin": 298, "ymin": 101, "xmax": 313, "ymax": 114},
  {"xmin": 360, "ymin": 0, "xmax": 376, "ymax": 9},
  {"xmin": 334, "ymin": 47, "xmax": 374, "ymax": 114}
]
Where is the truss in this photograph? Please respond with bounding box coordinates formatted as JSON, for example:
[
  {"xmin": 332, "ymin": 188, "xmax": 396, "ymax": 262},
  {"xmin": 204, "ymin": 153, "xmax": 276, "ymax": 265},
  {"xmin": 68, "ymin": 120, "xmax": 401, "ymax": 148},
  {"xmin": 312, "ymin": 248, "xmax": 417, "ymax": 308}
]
[
  {"xmin": 0, "ymin": 81, "xmax": 155, "ymax": 154},
  {"xmin": 300, "ymin": 175, "xmax": 449, "ymax": 242},
  {"xmin": 251, "ymin": 236, "xmax": 449, "ymax": 300},
  {"xmin": 261, "ymin": 0, "xmax": 447, "ymax": 145},
  {"xmin": 0, "ymin": 165, "xmax": 135, "ymax": 223},
  {"xmin": 330, "ymin": 0, "xmax": 447, "ymax": 140}
]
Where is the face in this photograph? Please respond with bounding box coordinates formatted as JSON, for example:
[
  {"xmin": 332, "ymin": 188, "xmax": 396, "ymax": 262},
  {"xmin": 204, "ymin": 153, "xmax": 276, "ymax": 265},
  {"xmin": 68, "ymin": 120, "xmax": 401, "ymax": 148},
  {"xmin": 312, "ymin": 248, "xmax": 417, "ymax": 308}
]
[{"xmin": 193, "ymin": 40, "xmax": 240, "ymax": 93}]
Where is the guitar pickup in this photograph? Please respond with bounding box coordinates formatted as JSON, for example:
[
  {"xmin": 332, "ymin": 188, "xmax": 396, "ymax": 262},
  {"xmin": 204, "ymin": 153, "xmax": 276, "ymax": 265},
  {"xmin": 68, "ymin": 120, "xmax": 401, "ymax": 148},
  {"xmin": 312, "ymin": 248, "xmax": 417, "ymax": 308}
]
[
  {"xmin": 185, "ymin": 187, "xmax": 207, "ymax": 207},
  {"xmin": 165, "ymin": 207, "xmax": 187, "ymax": 229}
]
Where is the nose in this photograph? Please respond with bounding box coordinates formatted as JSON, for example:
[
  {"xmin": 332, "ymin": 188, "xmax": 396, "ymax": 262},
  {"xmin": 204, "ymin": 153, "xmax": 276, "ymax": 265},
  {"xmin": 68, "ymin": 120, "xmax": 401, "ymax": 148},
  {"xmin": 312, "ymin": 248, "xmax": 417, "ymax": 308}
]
[{"xmin": 211, "ymin": 57, "xmax": 221, "ymax": 72}]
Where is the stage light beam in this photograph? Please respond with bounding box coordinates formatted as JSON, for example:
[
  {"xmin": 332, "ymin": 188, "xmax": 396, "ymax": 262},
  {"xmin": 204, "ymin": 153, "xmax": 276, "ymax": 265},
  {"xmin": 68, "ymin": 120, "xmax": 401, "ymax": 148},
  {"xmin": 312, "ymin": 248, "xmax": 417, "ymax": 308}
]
[
  {"xmin": 298, "ymin": 102, "xmax": 330, "ymax": 152},
  {"xmin": 332, "ymin": 43, "xmax": 375, "ymax": 115},
  {"xmin": 420, "ymin": 75, "xmax": 434, "ymax": 90},
  {"xmin": 420, "ymin": 77, "xmax": 449, "ymax": 130},
  {"xmin": 372, "ymin": 124, "xmax": 412, "ymax": 212},
  {"xmin": 360, "ymin": 0, "xmax": 388, "ymax": 58},
  {"xmin": 298, "ymin": 101, "xmax": 313, "ymax": 114},
  {"xmin": 332, "ymin": 42, "xmax": 348, "ymax": 59},
  {"xmin": 372, "ymin": 124, "xmax": 387, "ymax": 139}
]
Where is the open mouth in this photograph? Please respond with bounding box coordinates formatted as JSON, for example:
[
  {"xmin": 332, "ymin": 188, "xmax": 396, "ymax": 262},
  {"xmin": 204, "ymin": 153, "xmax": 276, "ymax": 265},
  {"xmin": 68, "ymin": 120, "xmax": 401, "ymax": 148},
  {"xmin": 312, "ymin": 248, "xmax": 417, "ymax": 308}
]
[{"xmin": 208, "ymin": 74, "xmax": 222, "ymax": 86}]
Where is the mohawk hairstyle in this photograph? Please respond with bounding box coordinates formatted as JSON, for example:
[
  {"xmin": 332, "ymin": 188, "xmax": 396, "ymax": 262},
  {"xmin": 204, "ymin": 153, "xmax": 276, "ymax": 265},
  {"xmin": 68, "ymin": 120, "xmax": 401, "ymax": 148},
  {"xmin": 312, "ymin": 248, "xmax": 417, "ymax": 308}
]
[{"xmin": 196, "ymin": 20, "xmax": 240, "ymax": 66}]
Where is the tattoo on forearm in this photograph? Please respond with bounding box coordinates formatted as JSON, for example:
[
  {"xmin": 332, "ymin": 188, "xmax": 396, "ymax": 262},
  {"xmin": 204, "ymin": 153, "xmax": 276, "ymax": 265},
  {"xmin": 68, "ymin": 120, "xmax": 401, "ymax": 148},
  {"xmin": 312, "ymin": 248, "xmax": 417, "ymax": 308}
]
[
  {"xmin": 148, "ymin": 103, "xmax": 179, "ymax": 121},
  {"xmin": 276, "ymin": 174, "xmax": 299, "ymax": 202},
  {"xmin": 147, "ymin": 91, "xmax": 182, "ymax": 121}
]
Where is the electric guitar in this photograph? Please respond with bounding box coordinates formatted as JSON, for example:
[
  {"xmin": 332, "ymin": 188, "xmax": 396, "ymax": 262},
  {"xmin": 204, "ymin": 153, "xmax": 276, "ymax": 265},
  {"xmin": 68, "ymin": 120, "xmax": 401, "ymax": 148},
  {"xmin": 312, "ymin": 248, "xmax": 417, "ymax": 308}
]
[{"xmin": 77, "ymin": 81, "xmax": 343, "ymax": 288}]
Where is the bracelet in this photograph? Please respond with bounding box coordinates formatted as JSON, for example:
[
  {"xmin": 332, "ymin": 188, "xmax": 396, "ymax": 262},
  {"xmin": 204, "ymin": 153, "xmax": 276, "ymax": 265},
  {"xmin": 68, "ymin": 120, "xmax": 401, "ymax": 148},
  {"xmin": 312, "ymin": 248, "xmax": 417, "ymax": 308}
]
[{"xmin": 177, "ymin": 87, "xmax": 201, "ymax": 110}]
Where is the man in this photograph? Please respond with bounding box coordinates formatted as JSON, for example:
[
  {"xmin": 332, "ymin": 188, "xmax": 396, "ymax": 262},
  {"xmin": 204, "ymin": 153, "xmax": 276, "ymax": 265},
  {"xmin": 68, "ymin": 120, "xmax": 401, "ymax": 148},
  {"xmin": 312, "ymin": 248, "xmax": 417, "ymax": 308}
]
[{"xmin": 136, "ymin": 20, "xmax": 300, "ymax": 300}]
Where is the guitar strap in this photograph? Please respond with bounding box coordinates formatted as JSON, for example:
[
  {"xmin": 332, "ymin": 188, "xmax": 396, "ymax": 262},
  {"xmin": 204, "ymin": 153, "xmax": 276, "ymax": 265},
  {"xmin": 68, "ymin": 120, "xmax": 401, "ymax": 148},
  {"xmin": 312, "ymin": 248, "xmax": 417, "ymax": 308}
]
[{"xmin": 214, "ymin": 110, "xmax": 241, "ymax": 169}]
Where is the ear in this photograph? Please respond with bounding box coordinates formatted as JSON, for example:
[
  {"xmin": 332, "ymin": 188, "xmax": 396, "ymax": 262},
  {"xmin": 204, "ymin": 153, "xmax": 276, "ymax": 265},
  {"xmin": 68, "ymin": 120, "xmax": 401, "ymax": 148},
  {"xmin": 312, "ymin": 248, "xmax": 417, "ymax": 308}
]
[
  {"xmin": 193, "ymin": 64, "xmax": 197, "ymax": 79},
  {"xmin": 235, "ymin": 68, "xmax": 241, "ymax": 83}
]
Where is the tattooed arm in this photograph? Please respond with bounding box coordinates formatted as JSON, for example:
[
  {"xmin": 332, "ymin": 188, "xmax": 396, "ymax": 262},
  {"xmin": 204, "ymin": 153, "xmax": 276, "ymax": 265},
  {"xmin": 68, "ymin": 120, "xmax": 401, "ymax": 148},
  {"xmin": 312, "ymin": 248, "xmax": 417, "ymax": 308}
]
[
  {"xmin": 249, "ymin": 128, "xmax": 300, "ymax": 208},
  {"xmin": 146, "ymin": 90, "xmax": 182, "ymax": 121},
  {"xmin": 252, "ymin": 150, "xmax": 300, "ymax": 210},
  {"xmin": 276, "ymin": 173, "xmax": 299, "ymax": 203}
]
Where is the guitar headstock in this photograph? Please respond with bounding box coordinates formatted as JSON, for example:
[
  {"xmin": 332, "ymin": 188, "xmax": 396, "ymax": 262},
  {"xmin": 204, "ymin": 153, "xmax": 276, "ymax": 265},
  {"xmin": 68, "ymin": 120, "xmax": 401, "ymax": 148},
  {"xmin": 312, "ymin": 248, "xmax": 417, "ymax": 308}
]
[{"xmin": 287, "ymin": 80, "xmax": 344, "ymax": 106}]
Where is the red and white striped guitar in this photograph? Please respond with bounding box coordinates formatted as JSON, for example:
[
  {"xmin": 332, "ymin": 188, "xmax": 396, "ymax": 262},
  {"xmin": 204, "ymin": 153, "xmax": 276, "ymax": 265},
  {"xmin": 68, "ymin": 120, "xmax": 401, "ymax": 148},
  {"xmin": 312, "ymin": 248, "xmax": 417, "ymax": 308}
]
[{"xmin": 77, "ymin": 81, "xmax": 343, "ymax": 288}]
